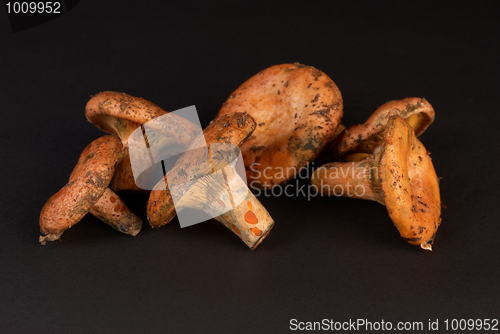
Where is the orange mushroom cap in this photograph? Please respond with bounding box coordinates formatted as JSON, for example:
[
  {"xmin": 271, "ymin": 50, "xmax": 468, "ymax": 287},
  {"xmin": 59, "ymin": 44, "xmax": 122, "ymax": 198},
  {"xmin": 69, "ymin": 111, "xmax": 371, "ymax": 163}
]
[
  {"xmin": 376, "ymin": 116, "xmax": 441, "ymax": 250},
  {"xmin": 216, "ymin": 63, "xmax": 343, "ymax": 189},
  {"xmin": 39, "ymin": 136, "xmax": 143, "ymax": 243},
  {"xmin": 332, "ymin": 97, "xmax": 434, "ymax": 161},
  {"xmin": 86, "ymin": 91, "xmax": 168, "ymax": 139},
  {"xmin": 40, "ymin": 136, "xmax": 142, "ymax": 245},
  {"xmin": 85, "ymin": 92, "xmax": 169, "ymax": 192}
]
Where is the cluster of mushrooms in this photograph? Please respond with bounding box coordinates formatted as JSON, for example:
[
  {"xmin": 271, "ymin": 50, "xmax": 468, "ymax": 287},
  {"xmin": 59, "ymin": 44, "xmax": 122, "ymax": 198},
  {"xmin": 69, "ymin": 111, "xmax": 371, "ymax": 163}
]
[{"xmin": 40, "ymin": 63, "xmax": 442, "ymax": 251}]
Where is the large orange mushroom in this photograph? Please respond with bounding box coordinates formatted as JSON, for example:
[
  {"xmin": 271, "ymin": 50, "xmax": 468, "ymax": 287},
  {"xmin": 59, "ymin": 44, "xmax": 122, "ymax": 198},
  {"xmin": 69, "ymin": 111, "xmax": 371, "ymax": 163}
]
[
  {"xmin": 216, "ymin": 63, "xmax": 343, "ymax": 189},
  {"xmin": 311, "ymin": 116, "xmax": 441, "ymax": 250}
]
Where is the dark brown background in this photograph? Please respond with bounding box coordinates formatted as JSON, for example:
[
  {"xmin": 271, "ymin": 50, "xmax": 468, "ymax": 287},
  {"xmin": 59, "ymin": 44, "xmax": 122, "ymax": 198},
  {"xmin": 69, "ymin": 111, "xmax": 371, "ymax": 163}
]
[{"xmin": 1, "ymin": 1, "xmax": 499, "ymax": 333}]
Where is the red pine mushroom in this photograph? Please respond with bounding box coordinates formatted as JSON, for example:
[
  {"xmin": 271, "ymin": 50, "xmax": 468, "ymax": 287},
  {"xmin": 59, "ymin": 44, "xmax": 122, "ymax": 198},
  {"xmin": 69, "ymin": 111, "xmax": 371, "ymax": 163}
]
[
  {"xmin": 312, "ymin": 116, "xmax": 441, "ymax": 251},
  {"xmin": 216, "ymin": 63, "xmax": 343, "ymax": 189}
]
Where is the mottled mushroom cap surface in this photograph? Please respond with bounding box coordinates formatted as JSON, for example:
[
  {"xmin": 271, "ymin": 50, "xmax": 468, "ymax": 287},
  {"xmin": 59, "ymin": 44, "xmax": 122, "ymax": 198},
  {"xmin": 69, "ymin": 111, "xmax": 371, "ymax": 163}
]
[
  {"xmin": 216, "ymin": 63, "xmax": 343, "ymax": 188},
  {"xmin": 376, "ymin": 116, "xmax": 441, "ymax": 249},
  {"xmin": 147, "ymin": 112, "xmax": 256, "ymax": 227},
  {"xmin": 40, "ymin": 135, "xmax": 123, "ymax": 236},
  {"xmin": 85, "ymin": 91, "xmax": 168, "ymax": 141},
  {"xmin": 333, "ymin": 97, "xmax": 434, "ymax": 161}
]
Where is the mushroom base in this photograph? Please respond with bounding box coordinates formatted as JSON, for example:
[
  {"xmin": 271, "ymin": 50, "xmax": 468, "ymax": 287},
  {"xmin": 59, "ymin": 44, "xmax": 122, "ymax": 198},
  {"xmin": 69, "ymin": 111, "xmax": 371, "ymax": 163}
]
[
  {"xmin": 89, "ymin": 188, "xmax": 143, "ymax": 236},
  {"xmin": 39, "ymin": 233, "xmax": 63, "ymax": 245},
  {"xmin": 215, "ymin": 189, "xmax": 275, "ymax": 250}
]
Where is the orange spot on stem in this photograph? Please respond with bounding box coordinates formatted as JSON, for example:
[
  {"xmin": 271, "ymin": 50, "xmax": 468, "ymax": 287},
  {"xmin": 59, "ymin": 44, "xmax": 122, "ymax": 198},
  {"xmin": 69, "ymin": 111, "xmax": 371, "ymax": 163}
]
[
  {"xmin": 231, "ymin": 225, "xmax": 241, "ymax": 235},
  {"xmin": 244, "ymin": 210, "xmax": 258, "ymax": 224},
  {"xmin": 250, "ymin": 227, "xmax": 262, "ymax": 236}
]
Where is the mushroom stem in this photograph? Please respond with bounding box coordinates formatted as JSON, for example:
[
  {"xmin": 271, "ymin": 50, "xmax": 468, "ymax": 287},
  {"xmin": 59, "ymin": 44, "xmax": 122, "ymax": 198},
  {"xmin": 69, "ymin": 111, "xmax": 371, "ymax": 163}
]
[
  {"xmin": 311, "ymin": 159, "xmax": 384, "ymax": 203},
  {"xmin": 109, "ymin": 146, "xmax": 141, "ymax": 192},
  {"xmin": 213, "ymin": 165, "xmax": 274, "ymax": 249},
  {"xmin": 39, "ymin": 232, "xmax": 63, "ymax": 245},
  {"xmin": 162, "ymin": 150, "xmax": 274, "ymax": 249},
  {"xmin": 89, "ymin": 188, "xmax": 143, "ymax": 236}
]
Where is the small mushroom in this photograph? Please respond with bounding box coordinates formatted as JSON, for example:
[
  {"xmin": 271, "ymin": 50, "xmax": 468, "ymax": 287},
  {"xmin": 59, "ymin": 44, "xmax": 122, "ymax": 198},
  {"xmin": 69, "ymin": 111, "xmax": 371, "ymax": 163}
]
[
  {"xmin": 216, "ymin": 63, "xmax": 343, "ymax": 189},
  {"xmin": 311, "ymin": 116, "xmax": 441, "ymax": 251},
  {"xmin": 85, "ymin": 92, "xmax": 170, "ymax": 192},
  {"xmin": 331, "ymin": 97, "xmax": 434, "ymax": 161},
  {"xmin": 39, "ymin": 136, "xmax": 142, "ymax": 244},
  {"xmin": 147, "ymin": 113, "xmax": 275, "ymax": 249}
]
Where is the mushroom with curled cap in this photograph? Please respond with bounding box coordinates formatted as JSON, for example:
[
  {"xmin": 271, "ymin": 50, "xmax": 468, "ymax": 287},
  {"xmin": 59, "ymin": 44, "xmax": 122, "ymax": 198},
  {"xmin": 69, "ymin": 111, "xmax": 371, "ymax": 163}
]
[
  {"xmin": 330, "ymin": 97, "xmax": 435, "ymax": 162},
  {"xmin": 311, "ymin": 116, "xmax": 441, "ymax": 251},
  {"xmin": 216, "ymin": 63, "xmax": 343, "ymax": 189},
  {"xmin": 39, "ymin": 135, "xmax": 143, "ymax": 244},
  {"xmin": 86, "ymin": 91, "xmax": 198, "ymax": 191},
  {"xmin": 147, "ymin": 113, "xmax": 274, "ymax": 250}
]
